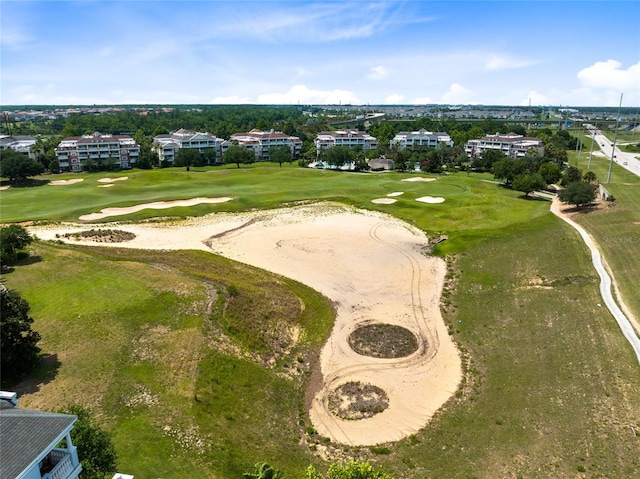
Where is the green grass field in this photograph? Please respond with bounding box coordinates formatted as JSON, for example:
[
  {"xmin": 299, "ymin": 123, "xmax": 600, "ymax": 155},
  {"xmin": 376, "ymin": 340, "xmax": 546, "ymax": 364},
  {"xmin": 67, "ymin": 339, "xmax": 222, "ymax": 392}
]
[{"xmin": 2, "ymin": 164, "xmax": 639, "ymax": 478}]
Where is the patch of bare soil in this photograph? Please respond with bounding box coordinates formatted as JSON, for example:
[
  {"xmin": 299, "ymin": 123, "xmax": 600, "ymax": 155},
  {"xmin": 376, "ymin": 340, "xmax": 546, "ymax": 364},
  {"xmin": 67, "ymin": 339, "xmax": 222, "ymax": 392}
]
[
  {"xmin": 57, "ymin": 228, "xmax": 136, "ymax": 243},
  {"xmin": 348, "ymin": 323, "xmax": 419, "ymax": 358},
  {"xmin": 328, "ymin": 381, "xmax": 389, "ymax": 420}
]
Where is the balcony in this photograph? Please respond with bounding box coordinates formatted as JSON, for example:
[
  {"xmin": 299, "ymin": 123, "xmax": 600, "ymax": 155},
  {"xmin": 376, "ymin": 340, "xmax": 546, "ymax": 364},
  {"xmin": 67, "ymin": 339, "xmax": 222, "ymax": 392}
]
[{"xmin": 40, "ymin": 447, "xmax": 81, "ymax": 479}]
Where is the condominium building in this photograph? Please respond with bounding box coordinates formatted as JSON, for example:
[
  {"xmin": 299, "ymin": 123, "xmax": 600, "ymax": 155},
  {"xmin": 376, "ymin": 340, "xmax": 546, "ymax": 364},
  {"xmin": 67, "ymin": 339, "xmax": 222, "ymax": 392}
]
[
  {"xmin": 314, "ymin": 130, "xmax": 378, "ymax": 155},
  {"xmin": 0, "ymin": 391, "xmax": 82, "ymax": 479},
  {"xmin": 55, "ymin": 132, "xmax": 139, "ymax": 172},
  {"xmin": 389, "ymin": 129, "xmax": 453, "ymax": 150},
  {"xmin": 229, "ymin": 129, "xmax": 302, "ymax": 161},
  {"xmin": 152, "ymin": 128, "xmax": 230, "ymax": 164},
  {"xmin": 0, "ymin": 135, "xmax": 37, "ymax": 158},
  {"xmin": 464, "ymin": 133, "xmax": 544, "ymax": 159}
]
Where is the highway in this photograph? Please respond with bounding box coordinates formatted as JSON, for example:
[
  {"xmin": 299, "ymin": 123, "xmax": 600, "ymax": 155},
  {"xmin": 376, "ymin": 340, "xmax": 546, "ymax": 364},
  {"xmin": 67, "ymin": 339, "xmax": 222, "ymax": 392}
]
[{"xmin": 585, "ymin": 124, "xmax": 640, "ymax": 178}]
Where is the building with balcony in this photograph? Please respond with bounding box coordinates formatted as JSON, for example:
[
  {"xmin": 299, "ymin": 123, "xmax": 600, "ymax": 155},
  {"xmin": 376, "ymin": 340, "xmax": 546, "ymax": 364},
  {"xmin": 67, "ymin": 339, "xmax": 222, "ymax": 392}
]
[
  {"xmin": 464, "ymin": 133, "xmax": 544, "ymax": 159},
  {"xmin": 55, "ymin": 132, "xmax": 139, "ymax": 172},
  {"xmin": 0, "ymin": 135, "xmax": 37, "ymax": 159},
  {"xmin": 0, "ymin": 392, "xmax": 82, "ymax": 479},
  {"xmin": 314, "ymin": 130, "xmax": 378, "ymax": 156},
  {"xmin": 152, "ymin": 128, "xmax": 230, "ymax": 164},
  {"xmin": 389, "ymin": 129, "xmax": 453, "ymax": 150},
  {"xmin": 229, "ymin": 129, "xmax": 302, "ymax": 162}
]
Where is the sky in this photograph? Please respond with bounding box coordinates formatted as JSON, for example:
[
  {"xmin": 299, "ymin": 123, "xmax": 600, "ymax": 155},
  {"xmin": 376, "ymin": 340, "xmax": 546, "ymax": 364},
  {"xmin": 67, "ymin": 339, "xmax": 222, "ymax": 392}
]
[{"xmin": 1, "ymin": 0, "xmax": 639, "ymax": 107}]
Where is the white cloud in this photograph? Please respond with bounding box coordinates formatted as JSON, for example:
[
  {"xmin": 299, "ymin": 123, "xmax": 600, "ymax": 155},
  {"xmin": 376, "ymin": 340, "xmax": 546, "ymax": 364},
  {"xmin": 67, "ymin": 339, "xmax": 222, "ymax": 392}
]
[
  {"xmin": 577, "ymin": 59, "xmax": 640, "ymax": 91},
  {"xmin": 368, "ymin": 65, "xmax": 389, "ymax": 80},
  {"xmin": 484, "ymin": 54, "xmax": 541, "ymax": 71},
  {"xmin": 440, "ymin": 83, "xmax": 475, "ymax": 104},
  {"xmin": 384, "ymin": 94, "xmax": 405, "ymax": 104},
  {"xmin": 257, "ymin": 85, "xmax": 359, "ymax": 104}
]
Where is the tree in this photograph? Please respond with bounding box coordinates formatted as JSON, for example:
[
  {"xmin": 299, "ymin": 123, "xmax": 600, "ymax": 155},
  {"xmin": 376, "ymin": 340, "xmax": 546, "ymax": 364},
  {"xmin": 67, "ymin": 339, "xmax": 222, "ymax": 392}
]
[
  {"xmin": 223, "ymin": 145, "xmax": 255, "ymax": 168},
  {"xmin": 582, "ymin": 170, "xmax": 597, "ymax": 184},
  {"xmin": 512, "ymin": 173, "xmax": 546, "ymax": 197},
  {"xmin": 306, "ymin": 461, "xmax": 394, "ymax": 479},
  {"xmin": 322, "ymin": 145, "xmax": 353, "ymax": 169},
  {"xmin": 538, "ymin": 161, "xmax": 562, "ymax": 185},
  {"xmin": 174, "ymin": 148, "xmax": 203, "ymax": 171},
  {"xmin": 203, "ymin": 147, "xmax": 217, "ymax": 165},
  {"xmin": 0, "ymin": 149, "xmax": 45, "ymax": 182},
  {"xmin": 558, "ymin": 181, "xmax": 597, "ymax": 207},
  {"xmin": 1, "ymin": 288, "xmax": 41, "ymax": 386},
  {"xmin": 60, "ymin": 405, "xmax": 118, "ymax": 479},
  {"xmin": 0, "ymin": 224, "xmax": 33, "ymax": 267},
  {"xmin": 269, "ymin": 145, "xmax": 291, "ymax": 167},
  {"xmin": 561, "ymin": 166, "xmax": 582, "ymax": 185},
  {"xmin": 492, "ymin": 158, "xmax": 526, "ymax": 187}
]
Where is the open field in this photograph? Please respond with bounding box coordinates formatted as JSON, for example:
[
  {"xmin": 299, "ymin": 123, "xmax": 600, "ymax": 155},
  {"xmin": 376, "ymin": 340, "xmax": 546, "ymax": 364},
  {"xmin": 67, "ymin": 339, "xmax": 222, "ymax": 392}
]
[{"xmin": 2, "ymin": 165, "xmax": 639, "ymax": 478}]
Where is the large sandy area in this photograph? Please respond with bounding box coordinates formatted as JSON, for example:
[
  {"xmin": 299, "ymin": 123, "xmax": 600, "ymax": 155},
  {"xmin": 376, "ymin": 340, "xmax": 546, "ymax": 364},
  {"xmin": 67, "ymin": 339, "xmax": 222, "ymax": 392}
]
[{"xmin": 29, "ymin": 202, "xmax": 461, "ymax": 446}]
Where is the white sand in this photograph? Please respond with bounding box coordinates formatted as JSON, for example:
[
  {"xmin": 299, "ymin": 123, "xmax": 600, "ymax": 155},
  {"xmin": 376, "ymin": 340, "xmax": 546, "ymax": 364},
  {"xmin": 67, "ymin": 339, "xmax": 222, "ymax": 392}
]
[
  {"xmin": 78, "ymin": 197, "xmax": 234, "ymax": 221},
  {"xmin": 49, "ymin": 179, "xmax": 84, "ymax": 186},
  {"xmin": 387, "ymin": 191, "xmax": 404, "ymax": 197},
  {"xmin": 28, "ymin": 202, "xmax": 461, "ymax": 446},
  {"xmin": 0, "ymin": 185, "xmax": 10, "ymax": 191},
  {"xmin": 402, "ymin": 177, "xmax": 437, "ymax": 182},
  {"xmin": 416, "ymin": 196, "xmax": 445, "ymax": 204},
  {"xmin": 371, "ymin": 198, "xmax": 397, "ymax": 204},
  {"xmin": 98, "ymin": 177, "xmax": 128, "ymax": 183},
  {"xmin": 98, "ymin": 184, "xmax": 114, "ymax": 188}
]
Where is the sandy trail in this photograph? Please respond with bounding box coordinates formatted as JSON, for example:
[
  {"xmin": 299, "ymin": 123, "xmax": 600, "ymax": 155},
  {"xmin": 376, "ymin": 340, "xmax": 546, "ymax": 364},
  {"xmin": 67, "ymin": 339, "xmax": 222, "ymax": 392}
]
[{"xmin": 29, "ymin": 202, "xmax": 461, "ymax": 446}]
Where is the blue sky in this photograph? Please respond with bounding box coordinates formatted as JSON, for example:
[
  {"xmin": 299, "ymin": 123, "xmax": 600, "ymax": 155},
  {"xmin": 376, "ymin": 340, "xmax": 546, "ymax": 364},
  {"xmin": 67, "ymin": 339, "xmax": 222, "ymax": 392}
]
[{"xmin": 1, "ymin": 1, "xmax": 639, "ymax": 106}]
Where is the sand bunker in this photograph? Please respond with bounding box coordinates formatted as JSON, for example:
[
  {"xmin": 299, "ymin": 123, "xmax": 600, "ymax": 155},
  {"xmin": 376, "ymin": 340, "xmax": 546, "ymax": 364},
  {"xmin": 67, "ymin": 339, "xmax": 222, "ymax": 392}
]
[
  {"xmin": 98, "ymin": 177, "xmax": 128, "ymax": 183},
  {"xmin": 50, "ymin": 179, "xmax": 84, "ymax": 186},
  {"xmin": 387, "ymin": 192, "xmax": 404, "ymax": 197},
  {"xmin": 98, "ymin": 184, "xmax": 115, "ymax": 188},
  {"xmin": 416, "ymin": 196, "xmax": 445, "ymax": 204},
  {"xmin": 0, "ymin": 185, "xmax": 10, "ymax": 191},
  {"xmin": 28, "ymin": 202, "xmax": 461, "ymax": 446},
  {"xmin": 78, "ymin": 197, "xmax": 234, "ymax": 221},
  {"xmin": 371, "ymin": 198, "xmax": 397, "ymax": 204},
  {"xmin": 402, "ymin": 177, "xmax": 437, "ymax": 182}
]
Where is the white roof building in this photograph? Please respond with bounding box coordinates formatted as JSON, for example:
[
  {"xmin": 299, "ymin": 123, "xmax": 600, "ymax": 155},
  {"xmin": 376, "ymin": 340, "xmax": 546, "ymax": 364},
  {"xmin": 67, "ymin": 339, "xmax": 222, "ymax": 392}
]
[
  {"xmin": 389, "ymin": 129, "xmax": 453, "ymax": 150},
  {"xmin": 465, "ymin": 133, "xmax": 545, "ymax": 159},
  {"xmin": 314, "ymin": 130, "xmax": 378, "ymax": 154},
  {"xmin": 230, "ymin": 129, "xmax": 302, "ymax": 161},
  {"xmin": 55, "ymin": 132, "xmax": 140, "ymax": 172},
  {"xmin": 152, "ymin": 128, "xmax": 230, "ymax": 164}
]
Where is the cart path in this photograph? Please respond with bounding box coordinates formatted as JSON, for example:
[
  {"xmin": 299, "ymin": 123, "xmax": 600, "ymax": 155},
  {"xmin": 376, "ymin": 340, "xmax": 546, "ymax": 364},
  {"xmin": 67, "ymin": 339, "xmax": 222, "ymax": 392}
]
[{"xmin": 550, "ymin": 197, "xmax": 640, "ymax": 365}]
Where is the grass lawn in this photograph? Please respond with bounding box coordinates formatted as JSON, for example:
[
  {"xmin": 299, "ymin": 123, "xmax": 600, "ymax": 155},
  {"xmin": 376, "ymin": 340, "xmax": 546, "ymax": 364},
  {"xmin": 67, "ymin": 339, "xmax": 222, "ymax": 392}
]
[{"xmin": 2, "ymin": 164, "xmax": 639, "ymax": 478}]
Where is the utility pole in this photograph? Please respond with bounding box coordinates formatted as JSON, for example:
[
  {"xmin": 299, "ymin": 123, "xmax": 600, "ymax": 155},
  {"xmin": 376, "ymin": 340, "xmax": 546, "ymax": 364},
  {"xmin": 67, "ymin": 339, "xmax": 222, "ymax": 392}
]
[{"xmin": 607, "ymin": 93, "xmax": 623, "ymax": 184}]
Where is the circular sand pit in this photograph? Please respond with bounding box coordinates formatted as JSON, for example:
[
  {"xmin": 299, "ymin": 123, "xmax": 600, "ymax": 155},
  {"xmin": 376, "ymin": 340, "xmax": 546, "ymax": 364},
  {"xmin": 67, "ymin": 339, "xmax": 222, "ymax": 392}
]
[
  {"xmin": 416, "ymin": 196, "xmax": 445, "ymax": 204},
  {"xmin": 348, "ymin": 323, "xmax": 419, "ymax": 358},
  {"xmin": 328, "ymin": 381, "xmax": 389, "ymax": 420},
  {"xmin": 371, "ymin": 198, "xmax": 397, "ymax": 204}
]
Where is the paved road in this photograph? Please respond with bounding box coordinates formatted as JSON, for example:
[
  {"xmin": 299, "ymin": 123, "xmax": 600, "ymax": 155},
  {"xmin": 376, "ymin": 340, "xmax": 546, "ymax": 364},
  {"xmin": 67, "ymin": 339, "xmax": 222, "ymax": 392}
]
[
  {"xmin": 585, "ymin": 124, "xmax": 640, "ymax": 178},
  {"xmin": 551, "ymin": 198, "xmax": 640, "ymax": 365}
]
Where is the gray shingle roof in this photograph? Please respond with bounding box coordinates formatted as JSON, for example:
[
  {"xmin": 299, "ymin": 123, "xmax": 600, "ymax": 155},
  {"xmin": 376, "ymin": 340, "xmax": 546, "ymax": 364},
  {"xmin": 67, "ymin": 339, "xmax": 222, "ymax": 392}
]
[{"xmin": 0, "ymin": 401, "xmax": 77, "ymax": 479}]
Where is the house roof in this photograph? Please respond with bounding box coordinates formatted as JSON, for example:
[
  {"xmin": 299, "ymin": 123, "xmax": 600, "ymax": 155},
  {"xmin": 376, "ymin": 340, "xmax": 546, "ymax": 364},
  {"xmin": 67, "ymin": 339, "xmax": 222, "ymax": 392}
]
[{"xmin": 0, "ymin": 400, "xmax": 77, "ymax": 479}]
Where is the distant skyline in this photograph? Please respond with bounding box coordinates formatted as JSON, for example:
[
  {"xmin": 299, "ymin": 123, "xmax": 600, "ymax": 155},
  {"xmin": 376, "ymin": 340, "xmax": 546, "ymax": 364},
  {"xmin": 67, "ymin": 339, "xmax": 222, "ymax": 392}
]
[{"xmin": 1, "ymin": 1, "xmax": 639, "ymax": 107}]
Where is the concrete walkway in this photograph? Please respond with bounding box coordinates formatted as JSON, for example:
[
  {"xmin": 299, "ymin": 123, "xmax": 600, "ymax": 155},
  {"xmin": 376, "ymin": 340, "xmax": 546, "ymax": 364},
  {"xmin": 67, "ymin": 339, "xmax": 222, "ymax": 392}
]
[{"xmin": 550, "ymin": 198, "xmax": 640, "ymax": 365}]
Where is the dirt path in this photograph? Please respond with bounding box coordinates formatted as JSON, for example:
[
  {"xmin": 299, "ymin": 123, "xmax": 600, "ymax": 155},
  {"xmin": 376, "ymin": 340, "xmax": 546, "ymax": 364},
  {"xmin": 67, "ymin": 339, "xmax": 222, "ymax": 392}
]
[
  {"xmin": 550, "ymin": 197, "xmax": 640, "ymax": 364},
  {"xmin": 28, "ymin": 202, "xmax": 462, "ymax": 446}
]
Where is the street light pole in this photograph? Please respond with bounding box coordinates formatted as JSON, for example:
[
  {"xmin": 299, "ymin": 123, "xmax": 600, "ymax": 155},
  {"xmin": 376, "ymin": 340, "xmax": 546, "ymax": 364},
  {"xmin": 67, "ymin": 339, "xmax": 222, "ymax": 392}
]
[
  {"xmin": 607, "ymin": 93, "xmax": 623, "ymax": 184},
  {"xmin": 587, "ymin": 126, "xmax": 595, "ymax": 170}
]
